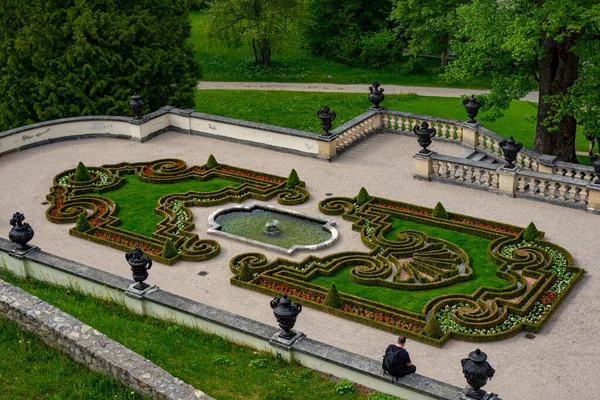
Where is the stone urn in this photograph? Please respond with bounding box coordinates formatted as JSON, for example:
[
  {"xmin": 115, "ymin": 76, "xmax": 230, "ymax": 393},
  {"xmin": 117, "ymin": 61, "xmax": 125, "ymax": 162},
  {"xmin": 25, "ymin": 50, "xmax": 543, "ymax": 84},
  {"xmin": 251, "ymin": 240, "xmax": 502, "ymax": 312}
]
[
  {"xmin": 499, "ymin": 136, "xmax": 523, "ymax": 169},
  {"xmin": 368, "ymin": 81, "xmax": 385, "ymax": 109},
  {"xmin": 461, "ymin": 349, "xmax": 495, "ymax": 399},
  {"xmin": 463, "ymin": 95, "xmax": 482, "ymax": 124},
  {"xmin": 317, "ymin": 106, "xmax": 337, "ymax": 135},
  {"xmin": 270, "ymin": 294, "xmax": 302, "ymax": 339},
  {"xmin": 129, "ymin": 92, "xmax": 144, "ymax": 120},
  {"xmin": 591, "ymin": 154, "xmax": 600, "ymax": 184},
  {"xmin": 126, "ymin": 247, "xmax": 152, "ymax": 290},
  {"xmin": 413, "ymin": 121, "xmax": 437, "ymax": 154},
  {"xmin": 9, "ymin": 212, "xmax": 34, "ymax": 250}
]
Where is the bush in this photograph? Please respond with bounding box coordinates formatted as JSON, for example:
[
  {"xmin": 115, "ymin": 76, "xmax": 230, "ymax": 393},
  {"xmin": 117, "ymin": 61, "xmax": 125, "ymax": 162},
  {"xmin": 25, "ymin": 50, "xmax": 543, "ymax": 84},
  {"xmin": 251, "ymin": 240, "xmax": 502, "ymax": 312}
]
[
  {"xmin": 399, "ymin": 56, "xmax": 426, "ymax": 75},
  {"xmin": 423, "ymin": 316, "xmax": 443, "ymax": 339},
  {"xmin": 237, "ymin": 263, "xmax": 254, "ymax": 282},
  {"xmin": 358, "ymin": 28, "xmax": 404, "ymax": 69},
  {"xmin": 74, "ymin": 162, "xmax": 91, "ymax": 182},
  {"xmin": 185, "ymin": 0, "xmax": 207, "ymax": 10},
  {"xmin": 356, "ymin": 187, "xmax": 371, "ymax": 206},
  {"xmin": 334, "ymin": 378, "xmax": 355, "ymax": 395},
  {"xmin": 286, "ymin": 169, "xmax": 301, "ymax": 189},
  {"xmin": 432, "ymin": 202, "xmax": 449, "ymax": 219},
  {"xmin": 206, "ymin": 154, "xmax": 219, "ymax": 169},
  {"xmin": 324, "ymin": 282, "xmax": 344, "ymax": 309},
  {"xmin": 521, "ymin": 222, "xmax": 541, "ymax": 241},
  {"xmin": 161, "ymin": 239, "xmax": 178, "ymax": 259},
  {"xmin": 75, "ymin": 213, "xmax": 91, "ymax": 232}
]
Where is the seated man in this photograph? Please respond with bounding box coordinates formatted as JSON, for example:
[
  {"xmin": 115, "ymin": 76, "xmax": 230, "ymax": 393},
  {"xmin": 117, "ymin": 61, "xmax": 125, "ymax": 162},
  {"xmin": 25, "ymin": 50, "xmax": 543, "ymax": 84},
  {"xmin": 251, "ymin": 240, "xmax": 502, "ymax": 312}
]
[{"xmin": 382, "ymin": 336, "xmax": 416, "ymax": 379}]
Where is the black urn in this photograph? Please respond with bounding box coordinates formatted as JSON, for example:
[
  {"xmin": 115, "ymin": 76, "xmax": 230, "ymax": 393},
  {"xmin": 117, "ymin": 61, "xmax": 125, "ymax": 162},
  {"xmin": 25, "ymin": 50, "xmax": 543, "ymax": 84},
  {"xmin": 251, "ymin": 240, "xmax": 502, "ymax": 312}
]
[
  {"xmin": 461, "ymin": 349, "xmax": 495, "ymax": 399},
  {"xmin": 462, "ymin": 95, "xmax": 482, "ymax": 124},
  {"xmin": 368, "ymin": 81, "xmax": 385, "ymax": 109},
  {"xmin": 270, "ymin": 294, "xmax": 302, "ymax": 339},
  {"xmin": 499, "ymin": 136, "xmax": 523, "ymax": 169},
  {"xmin": 591, "ymin": 154, "xmax": 600, "ymax": 184},
  {"xmin": 317, "ymin": 106, "xmax": 337, "ymax": 135},
  {"xmin": 413, "ymin": 121, "xmax": 437, "ymax": 154},
  {"xmin": 126, "ymin": 247, "xmax": 153, "ymax": 290},
  {"xmin": 129, "ymin": 92, "xmax": 144, "ymax": 120},
  {"xmin": 9, "ymin": 212, "xmax": 34, "ymax": 250}
]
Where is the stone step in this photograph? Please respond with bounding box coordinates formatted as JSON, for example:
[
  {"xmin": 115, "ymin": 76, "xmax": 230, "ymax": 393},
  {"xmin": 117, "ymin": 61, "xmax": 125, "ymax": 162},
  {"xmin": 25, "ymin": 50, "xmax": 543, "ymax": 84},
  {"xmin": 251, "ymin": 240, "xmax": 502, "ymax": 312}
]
[
  {"xmin": 469, "ymin": 152, "xmax": 487, "ymax": 161},
  {"xmin": 457, "ymin": 149, "xmax": 477, "ymax": 159}
]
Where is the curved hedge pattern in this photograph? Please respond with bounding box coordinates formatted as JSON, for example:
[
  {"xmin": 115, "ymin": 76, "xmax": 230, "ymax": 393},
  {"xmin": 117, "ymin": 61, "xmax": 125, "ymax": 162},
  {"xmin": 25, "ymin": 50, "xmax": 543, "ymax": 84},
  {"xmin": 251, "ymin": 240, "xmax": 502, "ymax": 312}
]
[
  {"xmin": 46, "ymin": 159, "xmax": 309, "ymax": 265},
  {"xmin": 230, "ymin": 193, "xmax": 583, "ymax": 345}
]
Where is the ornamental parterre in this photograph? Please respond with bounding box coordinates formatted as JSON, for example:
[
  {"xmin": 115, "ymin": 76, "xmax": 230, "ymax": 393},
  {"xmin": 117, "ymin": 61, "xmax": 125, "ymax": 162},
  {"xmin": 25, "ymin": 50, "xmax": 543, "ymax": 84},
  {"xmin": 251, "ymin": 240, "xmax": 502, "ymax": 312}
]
[
  {"xmin": 45, "ymin": 158, "xmax": 309, "ymax": 265},
  {"xmin": 230, "ymin": 192, "xmax": 583, "ymax": 345}
]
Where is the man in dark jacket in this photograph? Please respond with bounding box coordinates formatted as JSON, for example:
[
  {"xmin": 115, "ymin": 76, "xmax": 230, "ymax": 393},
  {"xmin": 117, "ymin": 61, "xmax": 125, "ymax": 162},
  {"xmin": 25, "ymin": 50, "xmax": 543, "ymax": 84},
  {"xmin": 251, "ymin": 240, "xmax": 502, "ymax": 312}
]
[{"xmin": 383, "ymin": 336, "xmax": 416, "ymax": 378}]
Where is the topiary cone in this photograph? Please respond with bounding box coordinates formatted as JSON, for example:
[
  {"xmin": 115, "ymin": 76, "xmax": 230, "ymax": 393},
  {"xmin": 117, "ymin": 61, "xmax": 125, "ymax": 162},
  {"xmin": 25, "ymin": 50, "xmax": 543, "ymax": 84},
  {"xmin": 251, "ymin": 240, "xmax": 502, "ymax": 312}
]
[
  {"xmin": 521, "ymin": 222, "xmax": 540, "ymax": 241},
  {"xmin": 423, "ymin": 315, "xmax": 443, "ymax": 339},
  {"xmin": 206, "ymin": 154, "xmax": 219, "ymax": 169},
  {"xmin": 161, "ymin": 239, "xmax": 178, "ymax": 259},
  {"xmin": 75, "ymin": 213, "xmax": 91, "ymax": 232},
  {"xmin": 324, "ymin": 282, "xmax": 344, "ymax": 309},
  {"xmin": 74, "ymin": 161, "xmax": 91, "ymax": 181},
  {"xmin": 237, "ymin": 263, "xmax": 254, "ymax": 282},
  {"xmin": 432, "ymin": 202, "xmax": 449, "ymax": 219},
  {"xmin": 286, "ymin": 169, "xmax": 301, "ymax": 188},
  {"xmin": 356, "ymin": 187, "xmax": 371, "ymax": 206}
]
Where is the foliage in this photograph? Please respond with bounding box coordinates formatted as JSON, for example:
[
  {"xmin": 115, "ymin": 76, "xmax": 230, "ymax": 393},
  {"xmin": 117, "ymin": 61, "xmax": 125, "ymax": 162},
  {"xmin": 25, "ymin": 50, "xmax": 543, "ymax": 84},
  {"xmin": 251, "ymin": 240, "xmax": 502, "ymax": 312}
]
[
  {"xmin": 423, "ymin": 316, "xmax": 443, "ymax": 339},
  {"xmin": 206, "ymin": 0, "xmax": 303, "ymax": 66},
  {"xmin": 248, "ymin": 357, "xmax": 269, "ymax": 368},
  {"xmin": 521, "ymin": 222, "xmax": 541, "ymax": 242},
  {"xmin": 74, "ymin": 162, "xmax": 91, "ymax": 182},
  {"xmin": 356, "ymin": 187, "xmax": 371, "ymax": 206},
  {"xmin": 445, "ymin": 0, "xmax": 600, "ymax": 162},
  {"xmin": 334, "ymin": 378, "xmax": 355, "ymax": 395},
  {"xmin": 185, "ymin": 0, "xmax": 208, "ymax": 10},
  {"xmin": 286, "ymin": 169, "xmax": 301, "ymax": 189},
  {"xmin": 237, "ymin": 263, "xmax": 255, "ymax": 282},
  {"xmin": 75, "ymin": 213, "xmax": 91, "ymax": 232},
  {"xmin": 324, "ymin": 283, "xmax": 344, "ymax": 309},
  {"xmin": 161, "ymin": 239, "xmax": 178, "ymax": 259},
  {"xmin": 391, "ymin": 0, "xmax": 468, "ymax": 69},
  {"xmin": 212, "ymin": 355, "xmax": 233, "ymax": 365},
  {"xmin": 431, "ymin": 202, "xmax": 448, "ymax": 219},
  {"xmin": 357, "ymin": 29, "xmax": 405, "ymax": 69},
  {"xmin": 367, "ymin": 392, "xmax": 403, "ymax": 400},
  {"xmin": 0, "ymin": 0, "xmax": 201, "ymax": 131},
  {"xmin": 206, "ymin": 154, "xmax": 219, "ymax": 169}
]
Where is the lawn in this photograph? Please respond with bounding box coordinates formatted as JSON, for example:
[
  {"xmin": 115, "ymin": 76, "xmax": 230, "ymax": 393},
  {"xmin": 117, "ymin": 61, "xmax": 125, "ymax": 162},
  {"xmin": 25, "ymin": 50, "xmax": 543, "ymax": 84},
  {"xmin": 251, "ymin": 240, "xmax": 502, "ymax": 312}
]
[
  {"xmin": 96, "ymin": 174, "xmax": 240, "ymax": 237},
  {"xmin": 0, "ymin": 271, "xmax": 401, "ymax": 400},
  {"xmin": 193, "ymin": 90, "xmax": 592, "ymax": 158},
  {"xmin": 311, "ymin": 217, "xmax": 509, "ymax": 314},
  {"xmin": 189, "ymin": 11, "xmax": 491, "ymax": 88},
  {"xmin": 0, "ymin": 315, "xmax": 143, "ymax": 400}
]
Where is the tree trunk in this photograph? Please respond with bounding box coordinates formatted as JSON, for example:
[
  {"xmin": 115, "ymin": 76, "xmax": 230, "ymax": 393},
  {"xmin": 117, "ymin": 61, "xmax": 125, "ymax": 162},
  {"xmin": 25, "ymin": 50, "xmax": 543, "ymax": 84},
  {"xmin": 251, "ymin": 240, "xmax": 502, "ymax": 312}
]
[
  {"xmin": 441, "ymin": 52, "xmax": 447, "ymax": 70},
  {"xmin": 533, "ymin": 32, "xmax": 580, "ymax": 163},
  {"xmin": 260, "ymin": 39, "xmax": 271, "ymax": 66},
  {"xmin": 252, "ymin": 40, "xmax": 259, "ymax": 64}
]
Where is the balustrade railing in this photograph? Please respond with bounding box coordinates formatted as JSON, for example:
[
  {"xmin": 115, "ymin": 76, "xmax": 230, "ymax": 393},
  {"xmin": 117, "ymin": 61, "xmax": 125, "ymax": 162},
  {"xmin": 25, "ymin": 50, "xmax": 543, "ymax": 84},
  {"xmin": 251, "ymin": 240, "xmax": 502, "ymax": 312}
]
[
  {"xmin": 429, "ymin": 154, "xmax": 500, "ymax": 190},
  {"xmin": 332, "ymin": 112, "xmax": 379, "ymax": 153}
]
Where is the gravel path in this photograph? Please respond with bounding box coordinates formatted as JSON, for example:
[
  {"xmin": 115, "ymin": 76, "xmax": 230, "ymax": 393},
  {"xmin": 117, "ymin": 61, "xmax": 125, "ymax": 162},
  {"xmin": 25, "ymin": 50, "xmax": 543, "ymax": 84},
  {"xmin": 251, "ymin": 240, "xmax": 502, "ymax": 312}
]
[
  {"xmin": 197, "ymin": 81, "xmax": 540, "ymax": 103},
  {"xmin": 0, "ymin": 132, "xmax": 595, "ymax": 400}
]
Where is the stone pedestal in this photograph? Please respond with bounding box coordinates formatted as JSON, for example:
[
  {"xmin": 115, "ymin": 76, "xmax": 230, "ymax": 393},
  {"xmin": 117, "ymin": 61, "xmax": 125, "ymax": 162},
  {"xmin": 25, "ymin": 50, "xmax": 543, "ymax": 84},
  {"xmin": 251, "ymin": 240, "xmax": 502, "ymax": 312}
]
[
  {"xmin": 536, "ymin": 155, "xmax": 558, "ymax": 174},
  {"xmin": 497, "ymin": 166, "xmax": 519, "ymax": 196},
  {"xmin": 414, "ymin": 152, "xmax": 435, "ymax": 180},
  {"xmin": 457, "ymin": 386, "xmax": 501, "ymax": 400},
  {"xmin": 587, "ymin": 183, "xmax": 600, "ymax": 212},
  {"xmin": 317, "ymin": 136, "xmax": 337, "ymax": 160},
  {"xmin": 8, "ymin": 245, "xmax": 39, "ymax": 260},
  {"xmin": 462, "ymin": 124, "xmax": 480, "ymax": 148},
  {"xmin": 269, "ymin": 330, "xmax": 305, "ymax": 362},
  {"xmin": 125, "ymin": 283, "xmax": 158, "ymax": 300}
]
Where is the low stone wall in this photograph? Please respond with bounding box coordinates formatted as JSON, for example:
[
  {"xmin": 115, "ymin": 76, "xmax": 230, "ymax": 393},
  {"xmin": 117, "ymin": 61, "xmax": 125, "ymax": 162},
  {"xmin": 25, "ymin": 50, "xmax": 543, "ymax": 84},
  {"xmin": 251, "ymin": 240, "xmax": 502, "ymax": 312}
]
[
  {"xmin": 0, "ymin": 279, "xmax": 212, "ymax": 400},
  {"xmin": 0, "ymin": 238, "xmax": 464, "ymax": 400}
]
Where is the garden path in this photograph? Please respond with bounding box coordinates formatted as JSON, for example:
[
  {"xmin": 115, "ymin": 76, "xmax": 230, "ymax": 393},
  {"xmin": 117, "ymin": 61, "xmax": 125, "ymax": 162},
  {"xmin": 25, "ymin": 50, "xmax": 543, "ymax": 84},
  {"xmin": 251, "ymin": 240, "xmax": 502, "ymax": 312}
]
[
  {"xmin": 0, "ymin": 132, "xmax": 595, "ymax": 400},
  {"xmin": 197, "ymin": 81, "xmax": 540, "ymax": 103}
]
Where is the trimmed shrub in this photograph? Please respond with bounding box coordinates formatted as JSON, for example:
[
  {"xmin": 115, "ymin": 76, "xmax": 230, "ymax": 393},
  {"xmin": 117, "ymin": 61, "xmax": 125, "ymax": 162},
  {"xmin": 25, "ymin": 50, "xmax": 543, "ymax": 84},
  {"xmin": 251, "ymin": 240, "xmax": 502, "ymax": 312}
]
[
  {"xmin": 75, "ymin": 213, "xmax": 91, "ymax": 232},
  {"xmin": 432, "ymin": 202, "xmax": 449, "ymax": 219},
  {"xmin": 74, "ymin": 162, "xmax": 91, "ymax": 181},
  {"xmin": 161, "ymin": 239, "xmax": 178, "ymax": 259},
  {"xmin": 522, "ymin": 222, "xmax": 540, "ymax": 241},
  {"xmin": 237, "ymin": 263, "xmax": 254, "ymax": 282},
  {"xmin": 286, "ymin": 169, "xmax": 300, "ymax": 189},
  {"xmin": 356, "ymin": 187, "xmax": 371, "ymax": 206},
  {"xmin": 206, "ymin": 154, "xmax": 219, "ymax": 169},
  {"xmin": 324, "ymin": 282, "xmax": 344, "ymax": 309},
  {"xmin": 423, "ymin": 316, "xmax": 443, "ymax": 339}
]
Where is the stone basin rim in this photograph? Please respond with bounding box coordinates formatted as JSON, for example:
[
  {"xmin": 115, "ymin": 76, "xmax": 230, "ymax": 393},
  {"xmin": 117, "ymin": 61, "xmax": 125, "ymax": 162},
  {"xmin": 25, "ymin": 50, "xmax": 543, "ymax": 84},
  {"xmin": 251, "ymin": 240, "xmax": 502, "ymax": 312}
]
[{"xmin": 207, "ymin": 203, "xmax": 338, "ymax": 255}]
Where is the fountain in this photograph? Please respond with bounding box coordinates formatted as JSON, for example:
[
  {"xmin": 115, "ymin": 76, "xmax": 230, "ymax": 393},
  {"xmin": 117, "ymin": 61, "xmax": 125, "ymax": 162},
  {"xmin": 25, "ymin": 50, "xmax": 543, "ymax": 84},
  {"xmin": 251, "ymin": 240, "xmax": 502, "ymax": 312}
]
[{"xmin": 208, "ymin": 204, "xmax": 338, "ymax": 254}]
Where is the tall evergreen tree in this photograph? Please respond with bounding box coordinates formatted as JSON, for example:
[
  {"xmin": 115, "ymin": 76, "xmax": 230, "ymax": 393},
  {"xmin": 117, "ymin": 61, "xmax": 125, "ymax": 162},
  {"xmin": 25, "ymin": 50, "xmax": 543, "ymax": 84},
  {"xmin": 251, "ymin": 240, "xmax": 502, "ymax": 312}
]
[{"xmin": 0, "ymin": 0, "xmax": 201, "ymax": 131}]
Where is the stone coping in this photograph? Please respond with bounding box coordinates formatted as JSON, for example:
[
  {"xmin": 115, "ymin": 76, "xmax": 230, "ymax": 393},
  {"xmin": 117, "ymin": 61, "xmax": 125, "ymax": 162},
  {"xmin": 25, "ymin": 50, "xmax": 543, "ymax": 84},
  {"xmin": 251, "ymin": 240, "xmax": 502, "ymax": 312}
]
[
  {"xmin": 207, "ymin": 203, "xmax": 338, "ymax": 255},
  {"xmin": 0, "ymin": 238, "xmax": 463, "ymax": 400}
]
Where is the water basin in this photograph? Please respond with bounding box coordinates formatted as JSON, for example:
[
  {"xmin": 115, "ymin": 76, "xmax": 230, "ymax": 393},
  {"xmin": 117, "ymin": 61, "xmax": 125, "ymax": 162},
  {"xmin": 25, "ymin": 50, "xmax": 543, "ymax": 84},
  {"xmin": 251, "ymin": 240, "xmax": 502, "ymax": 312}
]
[{"xmin": 207, "ymin": 204, "xmax": 337, "ymax": 254}]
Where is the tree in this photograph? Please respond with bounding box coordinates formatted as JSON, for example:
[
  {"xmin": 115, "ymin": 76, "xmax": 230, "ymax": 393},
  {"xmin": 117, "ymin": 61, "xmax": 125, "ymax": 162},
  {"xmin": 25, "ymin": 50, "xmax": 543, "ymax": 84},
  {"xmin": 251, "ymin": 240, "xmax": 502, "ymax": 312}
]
[
  {"xmin": 391, "ymin": 0, "xmax": 468, "ymax": 69},
  {"xmin": 0, "ymin": 0, "xmax": 201, "ymax": 131},
  {"xmin": 206, "ymin": 0, "xmax": 303, "ymax": 66},
  {"xmin": 446, "ymin": 0, "xmax": 600, "ymax": 163}
]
